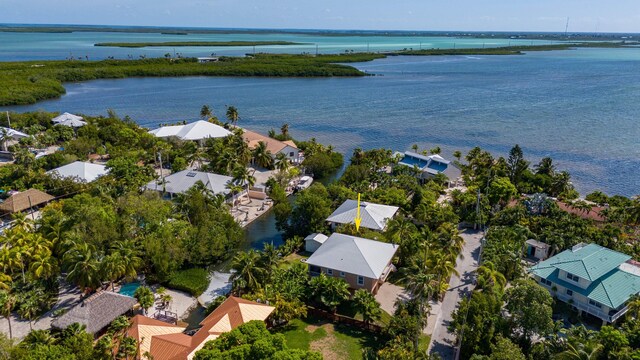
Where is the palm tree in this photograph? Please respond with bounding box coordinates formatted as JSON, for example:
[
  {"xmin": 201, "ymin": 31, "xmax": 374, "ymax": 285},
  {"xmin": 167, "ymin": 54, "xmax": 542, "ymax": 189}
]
[
  {"xmin": 535, "ymin": 157, "xmax": 556, "ymax": 176},
  {"xmin": 453, "ymin": 150, "xmax": 462, "ymax": 161},
  {"xmin": 309, "ymin": 274, "xmax": 350, "ymax": 313},
  {"xmin": 226, "ymin": 106, "xmax": 239, "ymax": 125},
  {"xmin": 260, "ymin": 243, "xmax": 281, "ymax": 279},
  {"xmin": 200, "ymin": 105, "xmax": 213, "ymax": 120},
  {"xmin": 134, "ymin": 286, "xmax": 154, "ymax": 315},
  {"xmin": 274, "ymin": 152, "xmax": 290, "ymax": 174},
  {"xmin": 229, "ymin": 250, "xmax": 264, "ymax": 294},
  {"xmin": 18, "ymin": 298, "xmax": 39, "ymax": 330},
  {"xmin": 101, "ymin": 253, "xmax": 126, "ymax": 291},
  {"xmin": 280, "ymin": 123, "xmax": 290, "ymax": 139},
  {"xmin": 252, "ymin": 141, "xmax": 273, "ymax": 169},
  {"xmin": 0, "ymin": 273, "xmax": 11, "ymax": 291},
  {"xmin": 29, "ymin": 248, "xmax": 57, "ymax": 279},
  {"xmin": 556, "ymin": 342, "xmax": 603, "ymax": 360},
  {"xmin": 0, "ymin": 291, "xmax": 16, "ymax": 339},
  {"xmin": 63, "ymin": 242, "xmax": 101, "ymax": 293},
  {"xmin": 627, "ymin": 295, "xmax": 640, "ymax": 319},
  {"xmin": 112, "ymin": 240, "xmax": 141, "ymax": 281},
  {"xmin": 353, "ymin": 289, "xmax": 382, "ymax": 326},
  {"xmin": 0, "ymin": 128, "xmax": 11, "ymax": 152},
  {"xmin": 118, "ymin": 336, "xmax": 138, "ymax": 360},
  {"xmin": 411, "ymin": 144, "xmax": 419, "ymax": 153},
  {"xmin": 232, "ymin": 166, "xmax": 256, "ymax": 204},
  {"xmin": 22, "ymin": 329, "xmax": 56, "ymax": 347},
  {"xmin": 476, "ymin": 261, "xmax": 507, "ymax": 293}
]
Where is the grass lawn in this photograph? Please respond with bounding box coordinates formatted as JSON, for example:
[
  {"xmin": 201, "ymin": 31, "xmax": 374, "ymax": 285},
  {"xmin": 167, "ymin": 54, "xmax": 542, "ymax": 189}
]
[
  {"xmin": 276, "ymin": 316, "xmax": 384, "ymax": 360},
  {"xmin": 280, "ymin": 252, "xmax": 309, "ymax": 268}
]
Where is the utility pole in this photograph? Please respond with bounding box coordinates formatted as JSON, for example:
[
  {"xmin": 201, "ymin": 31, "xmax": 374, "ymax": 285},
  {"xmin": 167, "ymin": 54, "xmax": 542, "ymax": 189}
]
[
  {"xmin": 419, "ymin": 42, "xmax": 422, "ymax": 50},
  {"xmin": 5, "ymin": 111, "xmax": 10, "ymax": 127},
  {"xmin": 315, "ymin": 44, "xmax": 319, "ymax": 56},
  {"xmin": 28, "ymin": 196, "xmax": 35, "ymax": 221},
  {"xmin": 564, "ymin": 17, "xmax": 570, "ymax": 37}
]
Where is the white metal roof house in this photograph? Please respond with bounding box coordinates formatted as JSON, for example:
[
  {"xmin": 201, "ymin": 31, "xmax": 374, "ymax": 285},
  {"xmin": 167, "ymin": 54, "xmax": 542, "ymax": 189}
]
[
  {"xmin": 326, "ymin": 199, "xmax": 399, "ymax": 231},
  {"xmin": 52, "ymin": 112, "xmax": 84, "ymax": 124},
  {"xmin": 306, "ymin": 233, "xmax": 399, "ymax": 294},
  {"xmin": 56, "ymin": 118, "xmax": 87, "ymax": 128},
  {"xmin": 148, "ymin": 120, "xmax": 231, "ymax": 142},
  {"xmin": 0, "ymin": 126, "xmax": 29, "ymax": 140},
  {"xmin": 47, "ymin": 161, "xmax": 108, "ymax": 183},
  {"xmin": 304, "ymin": 233, "xmax": 328, "ymax": 253},
  {"xmin": 145, "ymin": 170, "xmax": 233, "ymax": 198},
  {"xmin": 395, "ymin": 151, "xmax": 462, "ymax": 186}
]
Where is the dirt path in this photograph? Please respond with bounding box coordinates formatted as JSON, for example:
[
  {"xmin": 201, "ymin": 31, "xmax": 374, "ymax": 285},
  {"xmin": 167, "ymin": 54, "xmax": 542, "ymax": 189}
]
[{"xmin": 308, "ymin": 323, "xmax": 341, "ymax": 360}]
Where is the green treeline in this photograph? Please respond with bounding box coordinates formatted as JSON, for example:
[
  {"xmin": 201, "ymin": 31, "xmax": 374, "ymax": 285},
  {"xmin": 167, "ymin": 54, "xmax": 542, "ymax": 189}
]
[
  {"xmin": 94, "ymin": 41, "xmax": 306, "ymax": 48},
  {"xmin": 0, "ymin": 54, "xmax": 383, "ymax": 106}
]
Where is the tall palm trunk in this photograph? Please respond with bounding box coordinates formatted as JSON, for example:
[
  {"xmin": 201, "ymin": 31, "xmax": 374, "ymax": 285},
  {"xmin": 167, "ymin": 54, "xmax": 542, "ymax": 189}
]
[{"xmin": 6, "ymin": 317, "xmax": 12, "ymax": 339}]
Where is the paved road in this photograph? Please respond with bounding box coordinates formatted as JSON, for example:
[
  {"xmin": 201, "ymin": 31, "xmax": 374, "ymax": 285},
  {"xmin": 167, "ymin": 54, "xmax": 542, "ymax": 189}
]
[{"xmin": 428, "ymin": 229, "xmax": 484, "ymax": 360}]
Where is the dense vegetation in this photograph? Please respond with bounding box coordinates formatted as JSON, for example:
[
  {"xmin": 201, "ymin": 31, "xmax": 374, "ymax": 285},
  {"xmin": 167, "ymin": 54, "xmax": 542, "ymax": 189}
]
[
  {"xmin": 95, "ymin": 41, "xmax": 305, "ymax": 47},
  {"xmin": 0, "ymin": 110, "xmax": 262, "ymax": 329},
  {"xmin": 0, "ymin": 53, "xmax": 383, "ymax": 106}
]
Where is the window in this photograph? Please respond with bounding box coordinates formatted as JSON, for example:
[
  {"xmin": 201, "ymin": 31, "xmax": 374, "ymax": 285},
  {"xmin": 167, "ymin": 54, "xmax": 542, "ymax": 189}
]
[
  {"xmin": 566, "ymin": 273, "xmax": 580, "ymax": 282},
  {"xmin": 339, "ymin": 271, "xmax": 345, "ymax": 278},
  {"xmin": 357, "ymin": 276, "xmax": 365, "ymax": 286},
  {"xmin": 289, "ymin": 152, "xmax": 294, "ymax": 157},
  {"xmin": 326, "ymin": 268, "xmax": 333, "ymax": 275},
  {"xmin": 566, "ymin": 289, "xmax": 573, "ymax": 296},
  {"xmin": 589, "ymin": 300, "xmax": 602, "ymax": 308},
  {"xmin": 539, "ymin": 278, "xmax": 552, "ymax": 286},
  {"xmin": 309, "ymin": 266, "xmax": 321, "ymax": 274}
]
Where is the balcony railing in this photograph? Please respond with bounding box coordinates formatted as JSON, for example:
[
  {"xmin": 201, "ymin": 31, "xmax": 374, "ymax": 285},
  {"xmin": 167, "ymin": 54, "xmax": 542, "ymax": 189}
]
[{"xmin": 555, "ymin": 292, "xmax": 628, "ymax": 323}]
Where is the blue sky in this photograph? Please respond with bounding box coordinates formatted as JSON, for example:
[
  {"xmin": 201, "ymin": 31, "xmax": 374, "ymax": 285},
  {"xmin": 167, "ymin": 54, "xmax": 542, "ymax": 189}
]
[{"xmin": 2, "ymin": 0, "xmax": 640, "ymax": 33}]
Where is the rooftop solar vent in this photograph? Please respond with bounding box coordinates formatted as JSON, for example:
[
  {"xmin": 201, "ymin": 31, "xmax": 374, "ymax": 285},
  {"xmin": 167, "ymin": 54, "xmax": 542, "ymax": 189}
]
[{"xmin": 186, "ymin": 172, "xmax": 197, "ymax": 177}]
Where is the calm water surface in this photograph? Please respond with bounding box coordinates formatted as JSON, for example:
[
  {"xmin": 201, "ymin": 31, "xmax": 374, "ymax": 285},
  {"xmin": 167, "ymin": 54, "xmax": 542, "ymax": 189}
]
[
  {"xmin": 0, "ymin": 31, "xmax": 551, "ymax": 61},
  {"xmin": 6, "ymin": 47, "xmax": 640, "ymax": 196}
]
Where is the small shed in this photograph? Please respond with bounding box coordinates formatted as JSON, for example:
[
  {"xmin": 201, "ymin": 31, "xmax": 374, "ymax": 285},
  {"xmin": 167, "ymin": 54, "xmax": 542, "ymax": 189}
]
[
  {"xmin": 0, "ymin": 189, "xmax": 54, "ymax": 214},
  {"xmin": 305, "ymin": 233, "xmax": 328, "ymax": 253},
  {"xmin": 525, "ymin": 239, "xmax": 550, "ymax": 261}
]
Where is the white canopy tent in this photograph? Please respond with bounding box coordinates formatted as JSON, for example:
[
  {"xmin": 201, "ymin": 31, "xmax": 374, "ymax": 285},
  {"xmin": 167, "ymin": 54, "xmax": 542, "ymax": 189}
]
[{"xmin": 52, "ymin": 112, "xmax": 84, "ymax": 124}]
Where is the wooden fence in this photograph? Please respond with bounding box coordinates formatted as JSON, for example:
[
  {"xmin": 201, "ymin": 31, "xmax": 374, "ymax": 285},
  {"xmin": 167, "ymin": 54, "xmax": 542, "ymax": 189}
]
[{"xmin": 306, "ymin": 307, "xmax": 383, "ymax": 333}]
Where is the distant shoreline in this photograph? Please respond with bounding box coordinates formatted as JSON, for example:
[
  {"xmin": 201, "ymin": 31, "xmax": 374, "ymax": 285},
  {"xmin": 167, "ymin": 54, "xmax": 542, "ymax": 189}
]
[
  {"xmin": 94, "ymin": 41, "xmax": 306, "ymax": 48},
  {"xmin": 1, "ymin": 23, "xmax": 638, "ymax": 41}
]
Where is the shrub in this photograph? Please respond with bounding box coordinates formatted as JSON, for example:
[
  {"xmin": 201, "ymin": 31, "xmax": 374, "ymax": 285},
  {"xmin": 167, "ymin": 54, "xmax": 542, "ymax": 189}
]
[{"xmin": 166, "ymin": 268, "xmax": 210, "ymax": 296}]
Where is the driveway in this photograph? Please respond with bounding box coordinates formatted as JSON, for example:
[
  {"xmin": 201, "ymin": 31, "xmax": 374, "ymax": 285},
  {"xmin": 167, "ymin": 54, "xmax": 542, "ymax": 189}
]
[
  {"xmin": 428, "ymin": 229, "xmax": 483, "ymax": 360},
  {"xmin": 375, "ymin": 282, "xmax": 409, "ymax": 316},
  {"xmin": 0, "ymin": 281, "xmax": 81, "ymax": 341}
]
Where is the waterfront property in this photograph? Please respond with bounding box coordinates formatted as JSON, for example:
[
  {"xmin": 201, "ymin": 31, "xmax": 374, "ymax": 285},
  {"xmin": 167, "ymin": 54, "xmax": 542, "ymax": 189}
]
[
  {"xmin": 46, "ymin": 161, "xmax": 108, "ymax": 183},
  {"xmin": 530, "ymin": 243, "xmax": 640, "ymax": 324},
  {"xmin": 304, "ymin": 233, "xmax": 328, "ymax": 253},
  {"xmin": 0, "ymin": 126, "xmax": 29, "ymax": 141},
  {"xmin": 326, "ymin": 199, "xmax": 399, "ymax": 231},
  {"xmin": 241, "ymin": 128, "xmax": 302, "ymax": 164},
  {"xmin": 149, "ymin": 120, "xmax": 231, "ymax": 142},
  {"xmin": 306, "ymin": 233, "xmax": 399, "ymax": 294},
  {"xmin": 51, "ymin": 112, "xmax": 84, "ymax": 124},
  {"xmin": 145, "ymin": 169, "xmax": 233, "ymax": 198},
  {"xmin": 395, "ymin": 151, "xmax": 461, "ymax": 187},
  {"xmin": 52, "ymin": 291, "xmax": 137, "ymax": 336},
  {"xmin": 0, "ymin": 188, "xmax": 54, "ymax": 214},
  {"xmin": 127, "ymin": 296, "xmax": 274, "ymax": 360}
]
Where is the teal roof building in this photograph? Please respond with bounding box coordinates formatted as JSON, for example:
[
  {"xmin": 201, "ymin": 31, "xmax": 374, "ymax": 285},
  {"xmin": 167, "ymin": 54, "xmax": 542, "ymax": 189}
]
[{"xmin": 530, "ymin": 243, "xmax": 640, "ymax": 323}]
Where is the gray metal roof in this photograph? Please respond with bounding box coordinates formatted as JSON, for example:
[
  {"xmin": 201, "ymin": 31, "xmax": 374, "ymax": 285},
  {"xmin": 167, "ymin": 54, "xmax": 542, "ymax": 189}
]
[
  {"xmin": 149, "ymin": 120, "xmax": 231, "ymax": 141},
  {"xmin": 146, "ymin": 170, "xmax": 233, "ymax": 196},
  {"xmin": 52, "ymin": 291, "xmax": 137, "ymax": 334},
  {"xmin": 326, "ymin": 199, "xmax": 399, "ymax": 231},
  {"xmin": 305, "ymin": 233, "xmax": 398, "ymax": 279},
  {"xmin": 47, "ymin": 161, "xmax": 108, "ymax": 183},
  {"xmin": 304, "ymin": 233, "xmax": 328, "ymax": 244}
]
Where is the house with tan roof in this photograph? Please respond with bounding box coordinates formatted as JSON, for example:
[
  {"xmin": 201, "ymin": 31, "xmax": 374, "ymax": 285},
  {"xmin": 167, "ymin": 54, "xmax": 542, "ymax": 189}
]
[
  {"xmin": 0, "ymin": 188, "xmax": 54, "ymax": 214},
  {"xmin": 241, "ymin": 128, "xmax": 301, "ymax": 164},
  {"xmin": 127, "ymin": 296, "xmax": 274, "ymax": 360}
]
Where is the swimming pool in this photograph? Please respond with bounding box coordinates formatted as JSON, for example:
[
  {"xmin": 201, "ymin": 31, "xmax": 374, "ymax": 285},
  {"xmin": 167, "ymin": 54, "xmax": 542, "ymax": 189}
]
[{"xmin": 119, "ymin": 282, "xmax": 141, "ymax": 297}]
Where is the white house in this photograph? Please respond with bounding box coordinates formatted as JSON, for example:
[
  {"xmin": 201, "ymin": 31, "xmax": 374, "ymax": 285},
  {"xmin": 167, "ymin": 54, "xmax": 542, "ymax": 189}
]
[
  {"xmin": 47, "ymin": 161, "xmax": 108, "ymax": 183},
  {"xmin": 52, "ymin": 112, "xmax": 83, "ymax": 124},
  {"xmin": 145, "ymin": 170, "xmax": 233, "ymax": 198},
  {"xmin": 326, "ymin": 199, "xmax": 399, "ymax": 231},
  {"xmin": 395, "ymin": 151, "xmax": 462, "ymax": 186},
  {"xmin": 241, "ymin": 129, "xmax": 301, "ymax": 164},
  {"xmin": 148, "ymin": 120, "xmax": 231, "ymax": 142}
]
